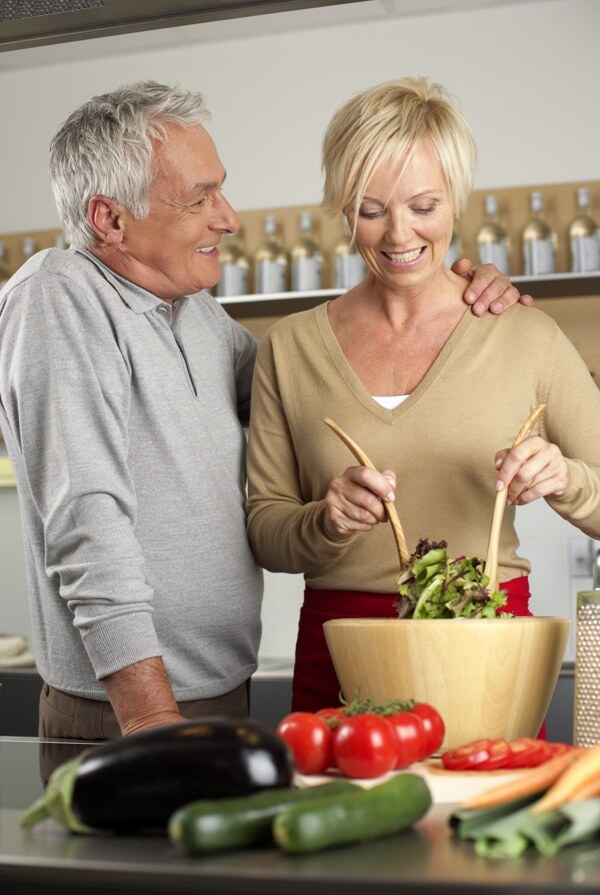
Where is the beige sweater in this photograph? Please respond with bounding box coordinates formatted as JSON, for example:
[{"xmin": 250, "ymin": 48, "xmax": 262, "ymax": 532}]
[{"xmin": 247, "ymin": 301, "xmax": 600, "ymax": 593}]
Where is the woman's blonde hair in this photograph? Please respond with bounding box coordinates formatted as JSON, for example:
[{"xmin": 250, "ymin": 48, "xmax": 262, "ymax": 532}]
[{"xmin": 322, "ymin": 77, "xmax": 476, "ymax": 224}]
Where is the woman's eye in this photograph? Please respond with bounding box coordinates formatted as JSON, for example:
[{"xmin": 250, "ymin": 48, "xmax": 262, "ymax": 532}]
[
  {"xmin": 413, "ymin": 206, "xmax": 435, "ymax": 215},
  {"xmin": 358, "ymin": 210, "xmax": 382, "ymax": 219}
]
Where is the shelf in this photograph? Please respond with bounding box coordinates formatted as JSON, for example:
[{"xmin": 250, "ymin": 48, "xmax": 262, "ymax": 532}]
[{"xmin": 217, "ymin": 273, "xmax": 600, "ymax": 307}]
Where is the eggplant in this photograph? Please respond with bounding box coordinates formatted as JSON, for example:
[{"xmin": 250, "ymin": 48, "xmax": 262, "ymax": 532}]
[{"xmin": 21, "ymin": 717, "xmax": 293, "ymax": 834}]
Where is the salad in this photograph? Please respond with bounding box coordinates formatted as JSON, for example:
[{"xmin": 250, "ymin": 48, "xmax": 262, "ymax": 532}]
[{"xmin": 396, "ymin": 539, "xmax": 510, "ymax": 620}]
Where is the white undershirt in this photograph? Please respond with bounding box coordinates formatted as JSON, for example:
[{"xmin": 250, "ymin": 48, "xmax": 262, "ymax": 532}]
[{"xmin": 373, "ymin": 395, "xmax": 409, "ymax": 410}]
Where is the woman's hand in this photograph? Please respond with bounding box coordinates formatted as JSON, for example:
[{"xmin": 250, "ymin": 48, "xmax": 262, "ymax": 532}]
[
  {"xmin": 324, "ymin": 466, "xmax": 396, "ymax": 540},
  {"xmin": 452, "ymin": 258, "xmax": 534, "ymax": 316},
  {"xmin": 494, "ymin": 437, "xmax": 570, "ymax": 506}
]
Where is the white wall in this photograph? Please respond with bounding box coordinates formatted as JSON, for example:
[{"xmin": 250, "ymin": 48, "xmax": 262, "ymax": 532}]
[{"xmin": 0, "ymin": 0, "xmax": 598, "ymax": 661}]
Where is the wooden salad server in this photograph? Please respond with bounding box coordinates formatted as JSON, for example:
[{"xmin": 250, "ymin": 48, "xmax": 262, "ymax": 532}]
[
  {"xmin": 323, "ymin": 416, "xmax": 411, "ymax": 569},
  {"xmin": 484, "ymin": 403, "xmax": 547, "ymax": 595}
]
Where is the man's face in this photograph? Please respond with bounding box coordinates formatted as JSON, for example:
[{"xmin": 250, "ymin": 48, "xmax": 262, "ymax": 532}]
[{"xmin": 117, "ymin": 123, "xmax": 238, "ymax": 302}]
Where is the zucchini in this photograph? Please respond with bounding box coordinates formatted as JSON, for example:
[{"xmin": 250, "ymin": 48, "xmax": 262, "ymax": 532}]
[
  {"xmin": 272, "ymin": 773, "xmax": 432, "ymax": 854},
  {"xmin": 21, "ymin": 717, "xmax": 293, "ymax": 834},
  {"xmin": 169, "ymin": 780, "xmax": 359, "ymax": 855}
]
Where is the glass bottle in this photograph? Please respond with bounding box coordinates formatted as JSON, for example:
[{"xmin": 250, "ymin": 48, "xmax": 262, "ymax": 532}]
[
  {"xmin": 444, "ymin": 224, "xmax": 463, "ymax": 268},
  {"xmin": 522, "ymin": 191, "xmax": 556, "ymax": 276},
  {"xmin": 291, "ymin": 211, "xmax": 323, "ymax": 292},
  {"xmin": 569, "ymin": 187, "xmax": 600, "ymax": 273},
  {"xmin": 476, "ymin": 195, "xmax": 510, "ymax": 274},
  {"xmin": 216, "ymin": 230, "xmax": 249, "ymax": 298},
  {"xmin": 333, "ymin": 220, "xmax": 366, "ymax": 289},
  {"xmin": 254, "ymin": 215, "xmax": 288, "ymax": 294},
  {"xmin": 22, "ymin": 237, "xmax": 36, "ymax": 260}
]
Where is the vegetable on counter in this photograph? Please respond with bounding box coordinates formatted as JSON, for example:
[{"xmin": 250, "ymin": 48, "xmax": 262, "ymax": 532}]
[
  {"xmin": 450, "ymin": 743, "xmax": 600, "ymax": 859},
  {"xmin": 21, "ymin": 717, "xmax": 294, "ymax": 834},
  {"xmin": 277, "ymin": 697, "xmax": 445, "ymax": 779},
  {"xmin": 273, "ymin": 773, "xmax": 432, "ymax": 854},
  {"xmin": 441, "ymin": 737, "xmax": 578, "ymax": 774},
  {"xmin": 396, "ymin": 539, "xmax": 509, "ymax": 619},
  {"xmin": 169, "ymin": 780, "xmax": 359, "ymax": 855}
]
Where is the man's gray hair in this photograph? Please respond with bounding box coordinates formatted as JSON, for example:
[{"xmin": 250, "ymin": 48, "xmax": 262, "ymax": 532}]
[{"xmin": 49, "ymin": 81, "xmax": 211, "ymax": 249}]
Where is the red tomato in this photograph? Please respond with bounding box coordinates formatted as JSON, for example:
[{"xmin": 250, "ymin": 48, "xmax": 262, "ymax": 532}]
[
  {"xmin": 507, "ymin": 737, "xmax": 553, "ymax": 768},
  {"xmin": 441, "ymin": 738, "xmax": 496, "ymax": 771},
  {"xmin": 475, "ymin": 738, "xmax": 511, "ymax": 770},
  {"xmin": 547, "ymin": 742, "xmax": 573, "ymax": 757},
  {"xmin": 333, "ymin": 714, "xmax": 398, "ymax": 779},
  {"xmin": 315, "ymin": 707, "xmax": 346, "ymax": 730},
  {"xmin": 276, "ymin": 712, "xmax": 333, "ymax": 775},
  {"xmin": 411, "ymin": 703, "xmax": 446, "ymax": 758},
  {"xmin": 387, "ymin": 711, "xmax": 426, "ymax": 769}
]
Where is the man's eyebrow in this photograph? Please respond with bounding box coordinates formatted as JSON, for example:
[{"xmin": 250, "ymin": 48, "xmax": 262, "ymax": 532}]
[{"xmin": 186, "ymin": 171, "xmax": 228, "ymax": 196}]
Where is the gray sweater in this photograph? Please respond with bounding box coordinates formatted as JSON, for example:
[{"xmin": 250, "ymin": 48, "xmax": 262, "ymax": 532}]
[{"xmin": 0, "ymin": 248, "xmax": 262, "ymax": 701}]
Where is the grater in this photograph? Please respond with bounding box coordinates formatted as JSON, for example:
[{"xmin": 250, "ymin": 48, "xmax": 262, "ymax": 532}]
[{"xmin": 573, "ymin": 550, "xmax": 600, "ymax": 746}]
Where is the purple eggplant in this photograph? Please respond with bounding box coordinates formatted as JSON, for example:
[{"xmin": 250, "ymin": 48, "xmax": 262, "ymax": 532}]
[{"xmin": 21, "ymin": 717, "xmax": 293, "ymax": 834}]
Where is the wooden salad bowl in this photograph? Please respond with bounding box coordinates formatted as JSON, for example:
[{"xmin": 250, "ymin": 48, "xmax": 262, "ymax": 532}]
[{"xmin": 323, "ymin": 616, "xmax": 570, "ymax": 752}]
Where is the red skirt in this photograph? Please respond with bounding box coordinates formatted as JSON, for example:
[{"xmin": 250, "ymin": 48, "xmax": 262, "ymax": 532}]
[{"xmin": 291, "ymin": 576, "xmax": 547, "ymax": 738}]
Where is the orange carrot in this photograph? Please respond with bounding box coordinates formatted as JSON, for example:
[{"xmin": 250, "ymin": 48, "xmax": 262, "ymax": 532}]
[
  {"xmin": 461, "ymin": 749, "xmax": 585, "ymax": 810},
  {"xmin": 531, "ymin": 744, "xmax": 600, "ymax": 814}
]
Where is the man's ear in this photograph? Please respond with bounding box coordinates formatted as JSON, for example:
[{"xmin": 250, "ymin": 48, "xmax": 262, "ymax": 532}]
[{"xmin": 87, "ymin": 195, "xmax": 125, "ymax": 245}]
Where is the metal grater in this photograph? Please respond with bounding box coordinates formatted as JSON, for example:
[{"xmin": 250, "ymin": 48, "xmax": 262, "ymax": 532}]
[{"xmin": 574, "ymin": 552, "xmax": 600, "ymax": 746}]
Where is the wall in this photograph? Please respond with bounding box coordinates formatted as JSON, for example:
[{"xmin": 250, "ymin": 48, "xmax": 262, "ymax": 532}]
[{"xmin": 0, "ymin": 0, "xmax": 598, "ymax": 663}]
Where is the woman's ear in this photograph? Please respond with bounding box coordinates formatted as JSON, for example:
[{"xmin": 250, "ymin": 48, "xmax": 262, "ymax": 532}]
[{"xmin": 87, "ymin": 195, "xmax": 125, "ymax": 245}]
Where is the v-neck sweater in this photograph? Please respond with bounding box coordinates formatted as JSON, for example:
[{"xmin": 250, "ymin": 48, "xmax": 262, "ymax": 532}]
[{"xmin": 246, "ymin": 300, "xmax": 600, "ymax": 593}]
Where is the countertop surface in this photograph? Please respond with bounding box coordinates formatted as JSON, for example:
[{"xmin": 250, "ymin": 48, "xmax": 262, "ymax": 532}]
[{"xmin": 2, "ymin": 736, "xmax": 599, "ymax": 895}]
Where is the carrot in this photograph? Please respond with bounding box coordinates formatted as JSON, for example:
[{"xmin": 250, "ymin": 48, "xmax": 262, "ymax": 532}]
[
  {"xmin": 531, "ymin": 744, "xmax": 600, "ymax": 814},
  {"xmin": 460, "ymin": 749, "xmax": 585, "ymax": 810}
]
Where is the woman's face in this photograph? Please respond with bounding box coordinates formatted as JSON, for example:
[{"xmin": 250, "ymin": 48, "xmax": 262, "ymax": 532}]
[{"xmin": 351, "ymin": 138, "xmax": 455, "ymax": 290}]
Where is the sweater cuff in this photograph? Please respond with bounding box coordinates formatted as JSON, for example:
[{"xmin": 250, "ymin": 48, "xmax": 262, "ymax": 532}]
[{"xmin": 80, "ymin": 612, "xmax": 162, "ymax": 681}]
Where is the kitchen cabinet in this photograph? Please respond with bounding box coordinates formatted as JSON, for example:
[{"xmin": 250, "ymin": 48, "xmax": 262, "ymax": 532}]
[{"xmin": 1, "ymin": 735, "xmax": 599, "ymax": 895}]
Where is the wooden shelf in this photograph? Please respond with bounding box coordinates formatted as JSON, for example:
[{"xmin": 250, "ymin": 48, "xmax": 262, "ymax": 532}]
[{"xmin": 217, "ymin": 273, "xmax": 600, "ymax": 306}]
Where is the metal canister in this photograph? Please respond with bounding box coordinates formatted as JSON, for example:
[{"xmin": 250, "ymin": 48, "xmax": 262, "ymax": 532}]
[{"xmin": 574, "ymin": 570, "xmax": 600, "ymax": 746}]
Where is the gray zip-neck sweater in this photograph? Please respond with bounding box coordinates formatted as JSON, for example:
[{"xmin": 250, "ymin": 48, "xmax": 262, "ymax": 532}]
[{"xmin": 0, "ymin": 248, "xmax": 262, "ymax": 701}]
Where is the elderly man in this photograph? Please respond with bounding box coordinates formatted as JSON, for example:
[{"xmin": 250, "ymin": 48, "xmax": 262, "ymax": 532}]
[{"xmin": 0, "ymin": 81, "xmax": 527, "ymax": 740}]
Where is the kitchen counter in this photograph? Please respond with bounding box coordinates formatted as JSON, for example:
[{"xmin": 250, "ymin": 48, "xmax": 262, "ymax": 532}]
[{"xmin": 1, "ymin": 736, "xmax": 599, "ymax": 895}]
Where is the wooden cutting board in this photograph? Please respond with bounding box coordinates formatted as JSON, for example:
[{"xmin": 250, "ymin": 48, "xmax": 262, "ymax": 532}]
[{"xmin": 294, "ymin": 759, "xmax": 529, "ymax": 805}]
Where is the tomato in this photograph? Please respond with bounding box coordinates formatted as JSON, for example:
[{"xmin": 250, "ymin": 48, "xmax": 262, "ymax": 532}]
[
  {"xmin": 386, "ymin": 711, "xmax": 426, "ymax": 769},
  {"xmin": 475, "ymin": 738, "xmax": 512, "ymax": 770},
  {"xmin": 411, "ymin": 703, "xmax": 446, "ymax": 758},
  {"xmin": 441, "ymin": 738, "xmax": 497, "ymax": 771},
  {"xmin": 547, "ymin": 741, "xmax": 573, "ymax": 757},
  {"xmin": 315, "ymin": 707, "xmax": 346, "ymax": 730},
  {"xmin": 333, "ymin": 714, "xmax": 398, "ymax": 779},
  {"xmin": 276, "ymin": 712, "xmax": 333, "ymax": 775},
  {"xmin": 507, "ymin": 737, "xmax": 554, "ymax": 768}
]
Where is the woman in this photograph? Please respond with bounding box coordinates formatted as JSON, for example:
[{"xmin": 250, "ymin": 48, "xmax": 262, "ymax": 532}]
[{"xmin": 246, "ymin": 78, "xmax": 600, "ymax": 713}]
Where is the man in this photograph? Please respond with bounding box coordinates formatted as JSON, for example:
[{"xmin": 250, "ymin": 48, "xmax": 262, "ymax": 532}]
[{"xmin": 0, "ymin": 82, "xmax": 528, "ymax": 740}]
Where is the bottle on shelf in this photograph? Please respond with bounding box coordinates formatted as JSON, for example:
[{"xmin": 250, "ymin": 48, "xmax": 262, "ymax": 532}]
[
  {"xmin": 476, "ymin": 195, "xmax": 510, "ymax": 274},
  {"xmin": 254, "ymin": 215, "xmax": 288, "ymax": 294},
  {"xmin": 333, "ymin": 220, "xmax": 366, "ymax": 289},
  {"xmin": 21, "ymin": 237, "xmax": 36, "ymax": 261},
  {"xmin": 0, "ymin": 241, "xmax": 9, "ymax": 288},
  {"xmin": 444, "ymin": 224, "xmax": 463, "ymax": 268},
  {"xmin": 216, "ymin": 229, "xmax": 249, "ymax": 298},
  {"xmin": 568, "ymin": 187, "xmax": 600, "ymax": 273},
  {"xmin": 522, "ymin": 191, "xmax": 556, "ymax": 276},
  {"xmin": 291, "ymin": 211, "xmax": 323, "ymax": 292}
]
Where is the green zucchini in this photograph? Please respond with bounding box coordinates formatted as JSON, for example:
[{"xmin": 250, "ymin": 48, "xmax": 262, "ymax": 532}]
[
  {"xmin": 272, "ymin": 773, "xmax": 432, "ymax": 854},
  {"xmin": 169, "ymin": 780, "xmax": 359, "ymax": 855}
]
